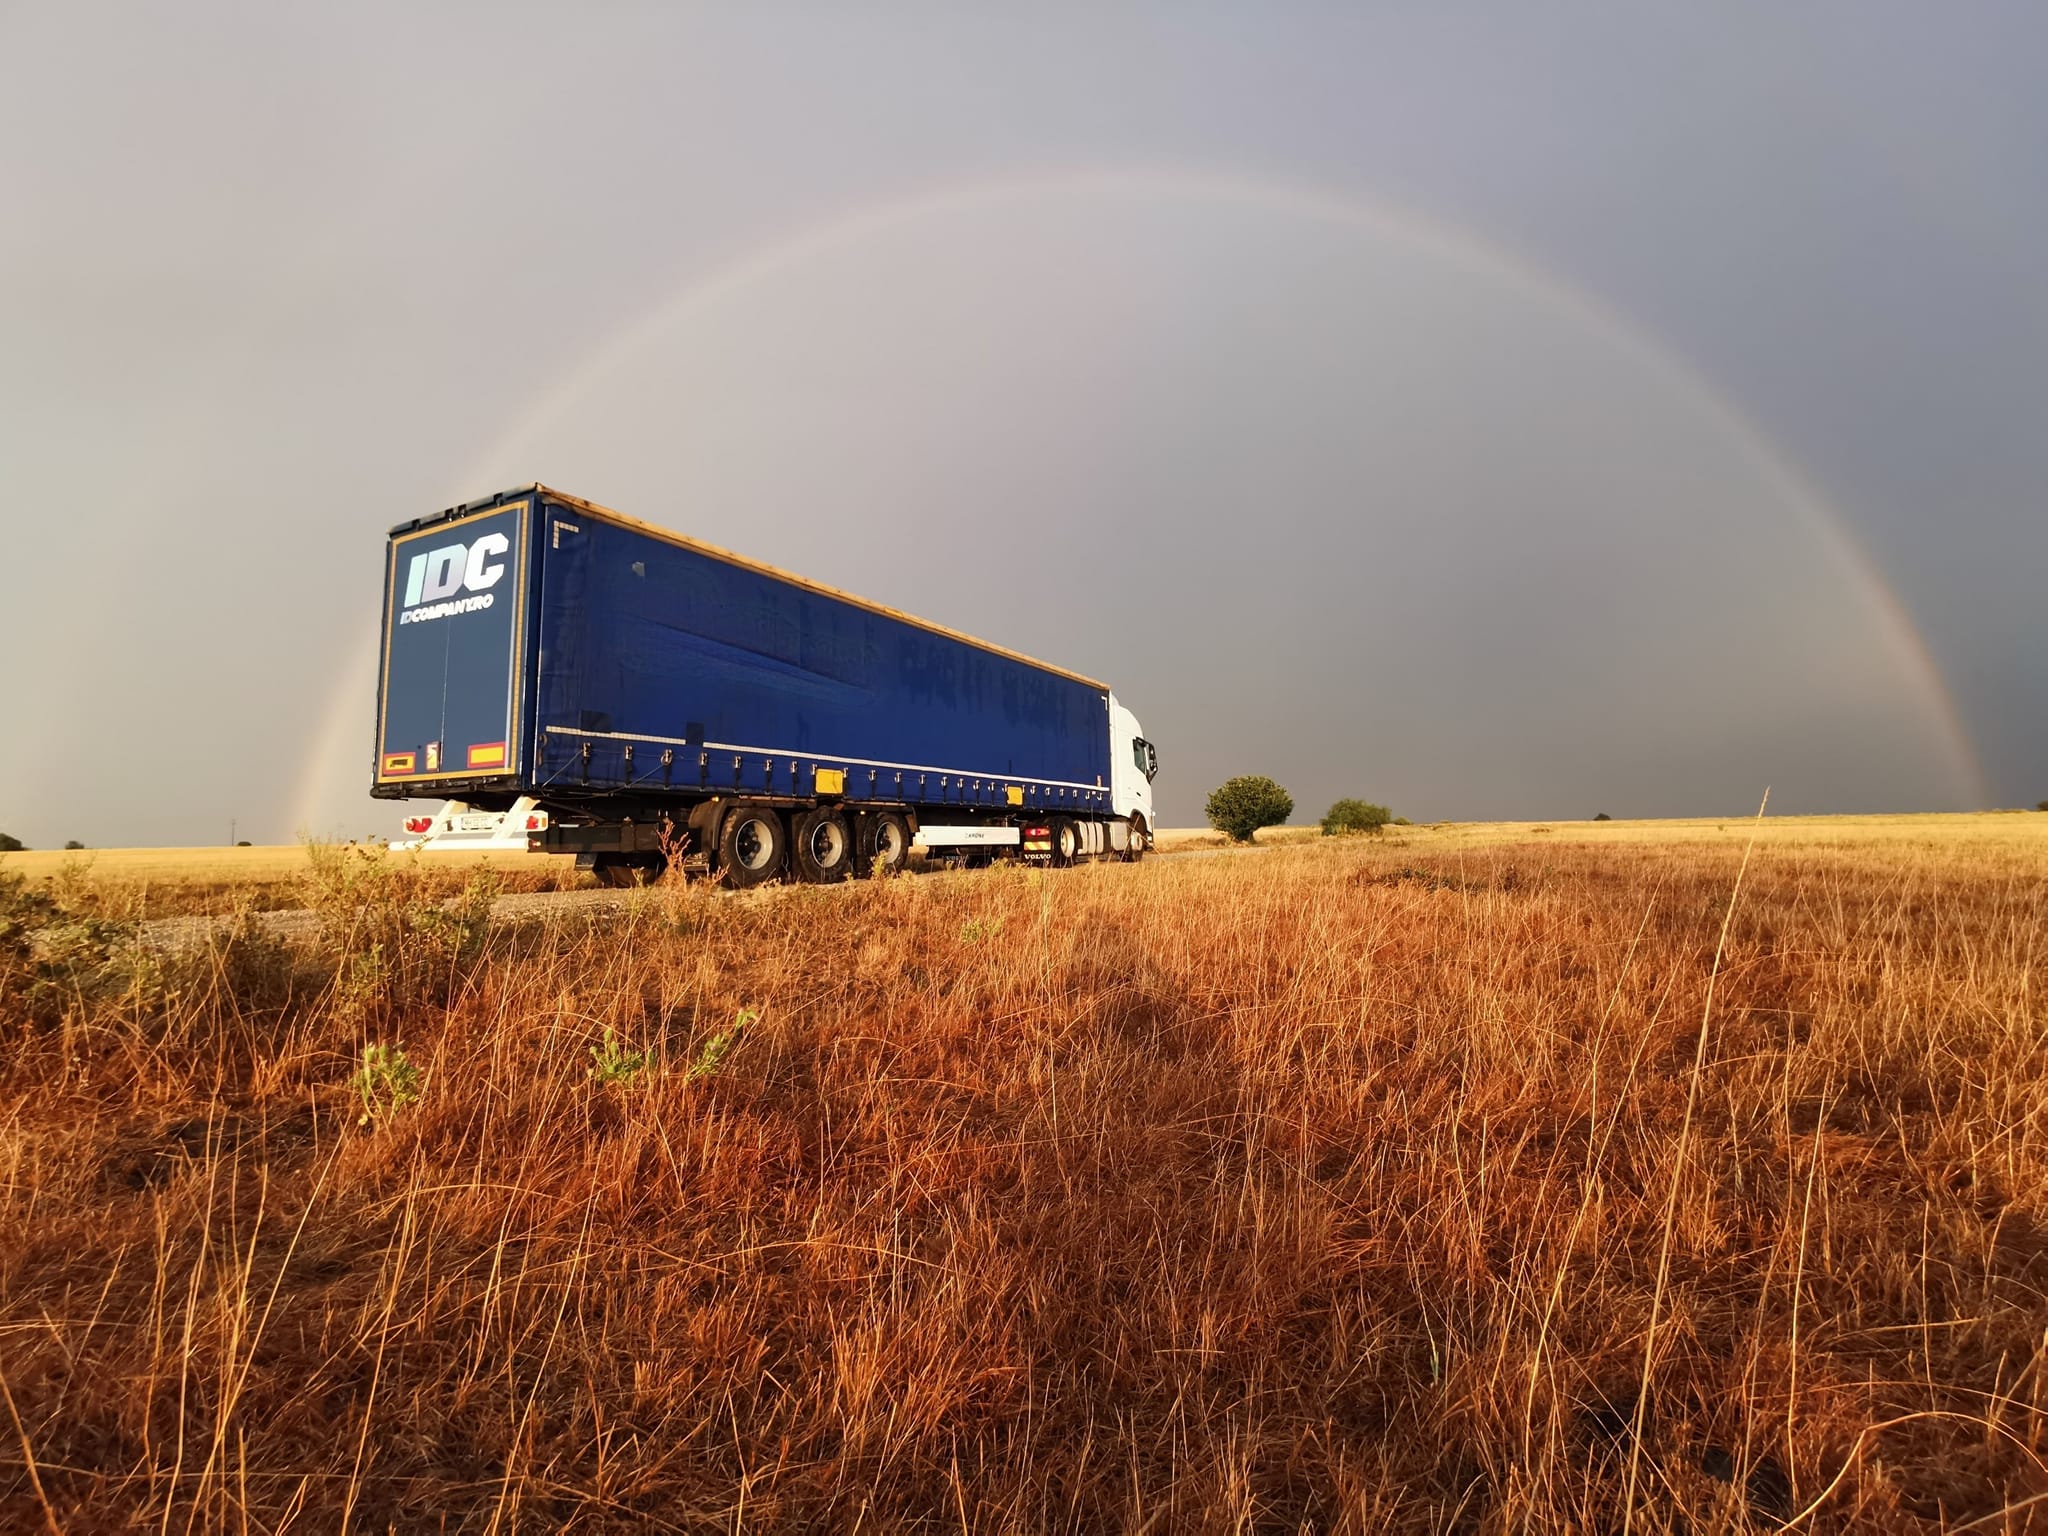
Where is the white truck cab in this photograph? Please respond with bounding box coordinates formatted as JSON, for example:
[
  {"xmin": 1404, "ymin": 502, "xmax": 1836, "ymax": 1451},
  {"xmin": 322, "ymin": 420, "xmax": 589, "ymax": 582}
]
[{"xmin": 1107, "ymin": 693, "xmax": 1159, "ymax": 850}]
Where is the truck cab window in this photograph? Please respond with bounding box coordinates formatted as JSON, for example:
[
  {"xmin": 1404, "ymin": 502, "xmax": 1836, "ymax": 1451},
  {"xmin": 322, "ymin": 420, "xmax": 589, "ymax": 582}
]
[{"xmin": 1133, "ymin": 738, "xmax": 1158, "ymax": 782}]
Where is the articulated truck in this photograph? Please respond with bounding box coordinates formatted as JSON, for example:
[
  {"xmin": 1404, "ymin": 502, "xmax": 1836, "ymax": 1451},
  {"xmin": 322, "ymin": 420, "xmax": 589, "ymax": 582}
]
[{"xmin": 371, "ymin": 485, "xmax": 1158, "ymax": 887}]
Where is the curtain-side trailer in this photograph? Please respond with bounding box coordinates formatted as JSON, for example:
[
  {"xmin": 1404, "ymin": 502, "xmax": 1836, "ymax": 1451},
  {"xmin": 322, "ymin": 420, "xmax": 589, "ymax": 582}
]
[{"xmin": 370, "ymin": 485, "xmax": 1159, "ymax": 887}]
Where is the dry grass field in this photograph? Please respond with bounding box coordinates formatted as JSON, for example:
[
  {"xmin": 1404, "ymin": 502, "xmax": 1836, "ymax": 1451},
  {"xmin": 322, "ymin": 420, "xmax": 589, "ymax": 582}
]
[
  {"xmin": 0, "ymin": 844, "xmax": 577, "ymax": 920},
  {"xmin": 3, "ymin": 814, "xmax": 2046, "ymax": 1532}
]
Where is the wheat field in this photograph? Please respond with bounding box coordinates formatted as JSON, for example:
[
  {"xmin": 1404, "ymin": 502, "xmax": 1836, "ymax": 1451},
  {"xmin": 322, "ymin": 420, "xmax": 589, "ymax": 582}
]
[{"xmin": 3, "ymin": 815, "xmax": 2046, "ymax": 1532}]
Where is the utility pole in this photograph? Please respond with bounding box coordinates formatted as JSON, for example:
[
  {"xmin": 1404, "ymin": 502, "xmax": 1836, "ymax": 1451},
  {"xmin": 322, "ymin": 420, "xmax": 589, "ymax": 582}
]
[{"xmin": 230, "ymin": 818, "xmax": 236, "ymax": 847}]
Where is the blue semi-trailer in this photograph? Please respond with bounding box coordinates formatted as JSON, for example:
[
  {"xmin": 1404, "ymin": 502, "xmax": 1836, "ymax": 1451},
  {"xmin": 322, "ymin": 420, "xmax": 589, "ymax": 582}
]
[{"xmin": 371, "ymin": 485, "xmax": 1159, "ymax": 887}]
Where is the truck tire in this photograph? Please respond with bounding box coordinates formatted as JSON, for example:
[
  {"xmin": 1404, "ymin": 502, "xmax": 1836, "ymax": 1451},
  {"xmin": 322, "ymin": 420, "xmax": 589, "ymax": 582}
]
[
  {"xmin": 1123, "ymin": 814, "xmax": 1148, "ymax": 863},
  {"xmin": 792, "ymin": 807, "xmax": 855, "ymax": 884},
  {"xmin": 1051, "ymin": 817, "xmax": 1079, "ymax": 868},
  {"xmin": 593, "ymin": 852, "xmax": 668, "ymax": 888},
  {"xmin": 858, "ymin": 810, "xmax": 911, "ymax": 877},
  {"xmin": 718, "ymin": 806, "xmax": 787, "ymax": 889}
]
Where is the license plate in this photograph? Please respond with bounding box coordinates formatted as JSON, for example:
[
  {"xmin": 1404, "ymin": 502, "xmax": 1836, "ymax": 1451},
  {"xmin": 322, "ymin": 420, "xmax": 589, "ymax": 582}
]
[{"xmin": 457, "ymin": 813, "xmax": 502, "ymax": 832}]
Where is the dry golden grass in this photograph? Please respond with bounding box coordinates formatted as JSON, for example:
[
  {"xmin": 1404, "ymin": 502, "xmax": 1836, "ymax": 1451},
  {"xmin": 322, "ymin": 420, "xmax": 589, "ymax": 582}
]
[
  {"xmin": 4, "ymin": 817, "xmax": 2047, "ymax": 1531},
  {"xmin": 1, "ymin": 845, "xmax": 334, "ymax": 882},
  {"xmin": 0, "ymin": 844, "xmax": 578, "ymax": 919},
  {"xmin": 1157, "ymin": 810, "xmax": 2046, "ymax": 855}
]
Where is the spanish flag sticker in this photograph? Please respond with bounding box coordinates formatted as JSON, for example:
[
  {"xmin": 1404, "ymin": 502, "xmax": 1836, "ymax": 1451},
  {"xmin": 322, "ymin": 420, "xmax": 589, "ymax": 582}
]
[{"xmin": 467, "ymin": 741, "xmax": 508, "ymax": 770}]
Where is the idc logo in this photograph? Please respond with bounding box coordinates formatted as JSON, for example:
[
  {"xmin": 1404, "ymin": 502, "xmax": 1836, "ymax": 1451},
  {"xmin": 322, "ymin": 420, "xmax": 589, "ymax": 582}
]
[{"xmin": 399, "ymin": 533, "xmax": 508, "ymax": 624}]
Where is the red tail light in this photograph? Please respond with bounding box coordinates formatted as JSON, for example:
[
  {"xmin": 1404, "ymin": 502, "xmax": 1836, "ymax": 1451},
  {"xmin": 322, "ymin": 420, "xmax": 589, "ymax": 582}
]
[
  {"xmin": 403, "ymin": 816, "xmax": 433, "ymax": 834},
  {"xmin": 525, "ymin": 812, "xmax": 548, "ymax": 831}
]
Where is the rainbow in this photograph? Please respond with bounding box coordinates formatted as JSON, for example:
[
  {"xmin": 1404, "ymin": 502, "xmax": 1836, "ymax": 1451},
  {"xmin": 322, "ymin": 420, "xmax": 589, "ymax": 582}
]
[{"xmin": 293, "ymin": 168, "xmax": 1986, "ymax": 832}]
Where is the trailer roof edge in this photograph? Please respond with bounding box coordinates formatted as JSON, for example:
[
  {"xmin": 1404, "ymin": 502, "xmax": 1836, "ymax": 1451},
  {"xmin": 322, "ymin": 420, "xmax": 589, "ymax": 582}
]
[{"xmin": 530, "ymin": 484, "xmax": 1112, "ymax": 693}]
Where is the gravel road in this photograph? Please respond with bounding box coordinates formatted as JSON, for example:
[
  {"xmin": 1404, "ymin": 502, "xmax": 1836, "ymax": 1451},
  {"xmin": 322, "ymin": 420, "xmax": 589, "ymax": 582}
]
[{"xmin": 100, "ymin": 846, "xmax": 1263, "ymax": 954}]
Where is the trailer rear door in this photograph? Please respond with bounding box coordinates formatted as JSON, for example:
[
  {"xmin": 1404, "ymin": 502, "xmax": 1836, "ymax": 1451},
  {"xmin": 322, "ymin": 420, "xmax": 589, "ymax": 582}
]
[{"xmin": 374, "ymin": 498, "xmax": 531, "ymax": 788}]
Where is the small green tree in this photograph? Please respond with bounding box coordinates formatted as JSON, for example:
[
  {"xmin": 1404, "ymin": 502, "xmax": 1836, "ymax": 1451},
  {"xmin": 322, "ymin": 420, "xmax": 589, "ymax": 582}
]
[
  {"xmin": 1321, "ymin": 799, "xmax": 1392, "ymax": 837},
  {"xmin": 0, "ymin": 834, "xmax": 23, "ymax": 852},
  {"xmin": 63, "ymin": 840, "xmax": 85, "ymax": 851},
  {"xmin": 1205, "ymin": 776, "xmax": 1294, "ymax": 843},
  {"xmin": 1593, "ymin": 812, "xmax": 1612, "ymax": 822},
  {"xmin": 2038, "ymin": 801, "xmax": 2048, "ymax": 813}
]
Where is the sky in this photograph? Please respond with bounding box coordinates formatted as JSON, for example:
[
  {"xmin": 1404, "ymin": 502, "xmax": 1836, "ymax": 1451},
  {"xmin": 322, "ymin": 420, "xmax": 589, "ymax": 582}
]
[{"xmin": 3, "ymin": 3, "xmax": 2044, "ymax": 846}]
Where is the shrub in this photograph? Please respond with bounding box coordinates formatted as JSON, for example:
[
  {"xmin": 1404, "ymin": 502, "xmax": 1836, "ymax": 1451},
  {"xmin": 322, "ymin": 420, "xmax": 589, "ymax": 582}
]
[
  {"xmin": 0, "ymin": 863, "xmax": 143, "ymax": 1028},
  {"xmin": 1205, "ymin": 776, "xmax": 1294, "ymax": 843},
  {"xmin": 302, "ymin": 839, "xmax": 499, "ymax": 1022},
  {"xmin": 1594, "ymin": 812, "xmax": 1613, "ymax": 822},
  {"xmin": 63, "ymin": 840, "xmax": 84, "ymax": 850},
  {"xmin": 0, "ymin": 833, "xmax": 23, "ymax": 852},
  {"xmin": 2038, "ymin": 801, "xmax": 2048, "ymax": 813},
  {"xmin": 1321, "ymin": 799, "xmax": 1392, "ymax": 837}
]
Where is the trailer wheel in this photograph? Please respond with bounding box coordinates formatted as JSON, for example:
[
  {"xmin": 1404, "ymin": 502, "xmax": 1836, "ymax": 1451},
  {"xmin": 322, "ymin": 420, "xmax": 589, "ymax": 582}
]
[
  {"xmin": 1051, "ymin": 817, "xmax": 1079, "ymax": 868},
  {"xmin": 593, "ymin": 853, "xmax": 667, "ymax": 888},
  {"xmin": 717, "ymin": 806, "xmax": 787, "ymax": 889},
  {"xmin": 792, "ymin": 807, "xmax": 855, "ymax": 884},
  {"xmin": 858, "ymin": 810, "xmax": 911, "ymax": 877}
]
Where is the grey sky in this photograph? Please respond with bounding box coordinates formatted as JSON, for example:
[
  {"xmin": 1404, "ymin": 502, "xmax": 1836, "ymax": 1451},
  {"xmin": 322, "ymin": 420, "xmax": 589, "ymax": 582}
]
[{"xmin": 3, "ymin": 3, "xmax": 2043, "ymax": 846}]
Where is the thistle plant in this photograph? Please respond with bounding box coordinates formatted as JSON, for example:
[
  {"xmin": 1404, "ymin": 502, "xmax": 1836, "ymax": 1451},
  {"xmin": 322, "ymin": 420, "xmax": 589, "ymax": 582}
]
[
  {"xmin": 587, "ymin": 1026, "xmax": 648, "ymax": 1087},
  {"xmin": 687, "ymin": 1008, "xmax": 755, "ymax": 1083},
  {"xmin": 352, "ymin": 1042, "xmax": 422, "ymax": 1126}
]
